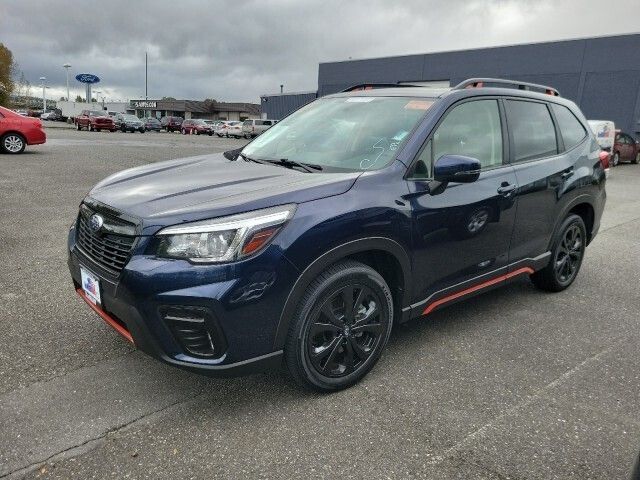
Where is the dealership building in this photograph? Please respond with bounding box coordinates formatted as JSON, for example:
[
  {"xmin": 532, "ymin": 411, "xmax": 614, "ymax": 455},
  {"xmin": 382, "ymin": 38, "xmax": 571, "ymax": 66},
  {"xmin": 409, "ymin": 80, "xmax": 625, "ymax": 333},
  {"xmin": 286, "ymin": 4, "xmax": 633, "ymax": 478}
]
[
  {"xmin": 129, "ymin": 99, "xmax": 260, "ymax": 121},
  {"xmin": 262, "ymin": 33, "xmax": 640, "ymax": 136}
]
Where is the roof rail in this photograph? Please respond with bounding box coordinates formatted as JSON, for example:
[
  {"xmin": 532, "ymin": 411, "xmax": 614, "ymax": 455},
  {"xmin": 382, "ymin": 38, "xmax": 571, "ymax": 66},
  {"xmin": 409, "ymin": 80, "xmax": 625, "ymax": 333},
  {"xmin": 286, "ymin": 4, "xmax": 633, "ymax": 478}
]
[
  {"xmin": 453, "ymin": 78, "xmax": 560, "ymax": 96},
  {"xmin": 341, "ymin": 83, "xmax": 423, "ymax": 92}
]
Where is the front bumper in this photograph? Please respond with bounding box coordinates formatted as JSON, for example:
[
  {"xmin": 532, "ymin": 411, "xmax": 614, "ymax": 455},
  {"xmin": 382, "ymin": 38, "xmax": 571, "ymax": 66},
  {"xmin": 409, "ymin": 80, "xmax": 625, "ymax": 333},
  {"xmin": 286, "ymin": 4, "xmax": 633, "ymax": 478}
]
[{"xmin": 67, "ymin": 225, "xmax": 298, "ymax": 377}]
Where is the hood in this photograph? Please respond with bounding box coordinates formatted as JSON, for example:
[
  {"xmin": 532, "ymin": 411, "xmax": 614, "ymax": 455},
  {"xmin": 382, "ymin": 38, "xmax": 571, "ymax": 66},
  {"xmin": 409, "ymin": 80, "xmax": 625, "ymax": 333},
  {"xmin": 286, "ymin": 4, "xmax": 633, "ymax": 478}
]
[{"xmin": 88, "ymin": 153, "xmax": 360, "ymax": 234}]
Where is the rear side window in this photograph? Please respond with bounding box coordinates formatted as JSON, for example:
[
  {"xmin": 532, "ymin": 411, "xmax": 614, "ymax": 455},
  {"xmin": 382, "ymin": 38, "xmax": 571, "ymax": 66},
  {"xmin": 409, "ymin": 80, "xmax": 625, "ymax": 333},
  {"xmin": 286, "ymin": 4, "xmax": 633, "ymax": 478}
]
[
  {"xmin": 505, "ymin": 100, "xmax": 557, "ymax": 162},
  {"xmin": 552, "ymin": 104, "xmax": 587, "ymax": 150}
]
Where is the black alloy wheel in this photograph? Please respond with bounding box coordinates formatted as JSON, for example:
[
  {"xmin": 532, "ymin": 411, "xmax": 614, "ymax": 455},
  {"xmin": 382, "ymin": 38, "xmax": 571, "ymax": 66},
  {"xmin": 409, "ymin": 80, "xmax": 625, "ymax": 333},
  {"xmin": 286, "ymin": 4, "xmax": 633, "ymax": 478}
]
[
  {"xmin": 285, "ymin": 260, "xmax": 393, "ymax": 391},
  {"xmin": 553, "ymin": 223, "xmax": 584, "ymax": 286},
  {"xmin": 531, "ymin": 214, "xmax": 586, "ymax": 292},
  {"xmin": 307, "ymin": 284, "xmax": 385, "ymax": 377}
]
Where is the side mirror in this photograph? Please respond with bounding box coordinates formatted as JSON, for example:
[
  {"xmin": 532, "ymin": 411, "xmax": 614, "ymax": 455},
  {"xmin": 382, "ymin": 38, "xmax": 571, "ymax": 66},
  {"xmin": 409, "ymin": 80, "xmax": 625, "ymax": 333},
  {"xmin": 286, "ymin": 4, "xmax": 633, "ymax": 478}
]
[{"xmin": 433, "ymin": 155, "xmax": 481, "ymax": 184}]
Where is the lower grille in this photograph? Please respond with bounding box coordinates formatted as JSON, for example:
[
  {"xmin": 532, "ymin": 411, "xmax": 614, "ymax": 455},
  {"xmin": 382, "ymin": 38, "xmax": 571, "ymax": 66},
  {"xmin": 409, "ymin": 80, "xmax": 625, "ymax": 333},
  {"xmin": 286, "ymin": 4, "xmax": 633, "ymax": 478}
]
[
  {"xmin": 160, "ymin": 306, "xmax": 227, "ymax": 358},
  {"xmin": 76, "ymin": 205, "xmax": 136, "ymax": 274}
]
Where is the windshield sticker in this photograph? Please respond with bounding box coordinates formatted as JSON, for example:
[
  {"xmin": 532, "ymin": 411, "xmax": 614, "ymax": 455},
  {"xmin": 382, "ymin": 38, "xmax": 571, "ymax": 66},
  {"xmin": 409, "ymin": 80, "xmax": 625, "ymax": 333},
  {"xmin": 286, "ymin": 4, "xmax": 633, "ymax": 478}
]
[
  {"xmin": 346, "ymin": 97, "xmax": 375, "ymax": 103},
  {"xmin": 404, "ymin": 100, "xmax": 434, "ymax": 110},
  {"xmin": 360, "ymin": 138, "xmax": 387, "ymax": 169},
  {"xmin": 392, "ymin": 131, "xmax": 408, "ymax": 141}
]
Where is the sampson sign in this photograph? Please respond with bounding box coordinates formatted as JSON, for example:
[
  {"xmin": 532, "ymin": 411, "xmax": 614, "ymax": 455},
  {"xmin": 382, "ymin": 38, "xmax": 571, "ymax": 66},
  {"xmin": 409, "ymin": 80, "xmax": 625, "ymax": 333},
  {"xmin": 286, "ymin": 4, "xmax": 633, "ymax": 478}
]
[
  {"xmin": 130, "ymin": 100, "xmax": 158, "ymax": 108},
  {"xmin": 75, "ymin": 73, "xmax": 100, "ymax": 84}
]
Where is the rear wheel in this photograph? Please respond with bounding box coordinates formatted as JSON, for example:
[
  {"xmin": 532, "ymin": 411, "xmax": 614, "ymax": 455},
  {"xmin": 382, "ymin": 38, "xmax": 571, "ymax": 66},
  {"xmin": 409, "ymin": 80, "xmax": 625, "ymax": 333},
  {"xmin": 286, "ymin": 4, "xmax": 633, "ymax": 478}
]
[
  {"xmin": 76, "ymin": 123, "xmax": 81, "ymax": 131},
  {"xmin": 1, "ymin": 133, "xmax": 26, "ymax": 154},
  {"xmin": 530, "ymin": 214, "xmax": 586, "ymax": 292},
  {"xmin": 284, "ymin": 260, "xmax": 393, "ymax": 391},
  {"xmin": 181, "ymin": 128, "xmax": 186, "ymax": 135},
  {"xmin": 633, "ymin": 152, "xmax": 639, "ymax": 165},
  {"xmin": 89, "ymin": 124, "xmax": 94, "ymax": 132}
]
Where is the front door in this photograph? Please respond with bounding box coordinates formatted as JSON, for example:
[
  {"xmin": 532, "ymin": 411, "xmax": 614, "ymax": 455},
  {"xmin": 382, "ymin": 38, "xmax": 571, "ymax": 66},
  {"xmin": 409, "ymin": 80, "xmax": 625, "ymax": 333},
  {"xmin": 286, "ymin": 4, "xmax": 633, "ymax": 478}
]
[{"xmin": 406, "ymin": 98, "xmax": 518, "ymax": 306}]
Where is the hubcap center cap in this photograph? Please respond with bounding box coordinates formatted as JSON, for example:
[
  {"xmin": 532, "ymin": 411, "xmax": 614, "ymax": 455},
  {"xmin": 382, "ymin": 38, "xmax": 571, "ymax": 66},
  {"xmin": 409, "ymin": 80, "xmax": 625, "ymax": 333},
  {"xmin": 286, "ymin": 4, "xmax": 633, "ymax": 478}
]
[{"xmin": 343, "ymin": 326, "xmax": 351, "ymax": 336}]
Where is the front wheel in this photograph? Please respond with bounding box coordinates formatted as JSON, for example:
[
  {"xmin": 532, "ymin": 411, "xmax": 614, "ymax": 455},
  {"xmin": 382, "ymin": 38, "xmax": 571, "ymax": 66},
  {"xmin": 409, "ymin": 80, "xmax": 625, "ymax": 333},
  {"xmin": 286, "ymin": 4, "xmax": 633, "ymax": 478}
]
[
  {"xmin": 1, "ymin": 133, "xmax": 26, "ymax": 154},
  {"xmin": 284, "ymin": 260, "xmax": 393, "ymax": 392},
  {"xmin": 612, "ymin": 152, "xmax": 620, "ymax": 167},
  {"xmin": 530, "ymin": 214, "xmax": 586, "ymax": 292},
  {"xmin": 181, "ymin": 128, "xmax": 186, "ymax": 135},
  {"xmin": 76, "ymin": 123, "xmax": 81, "ymax": 131},
  {"xmin": 633, "ymin": 152, "xmax": 639, "ymax": 165}
]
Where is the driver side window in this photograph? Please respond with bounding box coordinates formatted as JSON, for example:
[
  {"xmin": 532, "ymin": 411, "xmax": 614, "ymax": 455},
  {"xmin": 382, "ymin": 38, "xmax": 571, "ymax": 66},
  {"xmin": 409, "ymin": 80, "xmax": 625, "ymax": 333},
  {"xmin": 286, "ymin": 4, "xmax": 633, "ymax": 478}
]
[{"xmin": 409, "ymin": 100, "xmax": 504, "ymax": 179}]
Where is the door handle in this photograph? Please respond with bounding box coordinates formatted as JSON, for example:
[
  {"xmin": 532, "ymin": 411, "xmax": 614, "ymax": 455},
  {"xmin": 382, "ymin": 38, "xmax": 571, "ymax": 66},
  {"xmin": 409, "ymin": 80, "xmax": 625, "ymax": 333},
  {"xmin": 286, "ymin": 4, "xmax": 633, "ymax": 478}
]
[
  {"xmin": 497, "ymin": 183, "xmax": 517, "ymax": 195},
  {"xmin": 561, "ymin": 168, "xmax": 574, "ymax": 180}
]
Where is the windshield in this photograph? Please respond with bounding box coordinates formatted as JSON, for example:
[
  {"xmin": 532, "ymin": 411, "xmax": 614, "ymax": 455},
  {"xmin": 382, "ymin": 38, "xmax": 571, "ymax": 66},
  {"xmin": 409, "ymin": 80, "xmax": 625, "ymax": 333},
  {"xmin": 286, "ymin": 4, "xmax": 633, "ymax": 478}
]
[
  {"xmin": 89, "ymin": 111, "xmax": 103, "ymax": 116},
  {"xmin": 242, "ymin": 96, "xmax": 434, "ymax": 171},
  {"xmin": 123, "ymin": 115, "xmax": 140, "ymax": 121}
]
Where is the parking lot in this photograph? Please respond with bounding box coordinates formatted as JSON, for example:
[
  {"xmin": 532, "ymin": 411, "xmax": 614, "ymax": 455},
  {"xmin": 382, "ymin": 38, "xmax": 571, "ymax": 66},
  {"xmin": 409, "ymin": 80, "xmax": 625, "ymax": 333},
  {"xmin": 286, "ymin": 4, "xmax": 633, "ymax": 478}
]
[{"xmin": 1, "ymin": 126, "xmax": 639, "ymax": 479}]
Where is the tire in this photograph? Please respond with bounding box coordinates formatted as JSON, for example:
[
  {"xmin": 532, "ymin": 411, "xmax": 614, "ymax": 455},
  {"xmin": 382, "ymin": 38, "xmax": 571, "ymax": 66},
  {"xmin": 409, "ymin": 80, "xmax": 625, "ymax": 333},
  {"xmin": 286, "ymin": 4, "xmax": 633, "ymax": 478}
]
[
  {"xmin": 208, "ymin": 132, "xmax": 212, "ymax": 136},
  {"xmin": 1, "ymin": 133, "xmax": 26, "ymax": 154},
  {"xmin": 530, "ymin": 214, "xmax": 586, "ymax": 292},
  {"xmin": 76, "ymin": 123, "xmax": 81, "ymax": 131},
  {"xmin": 110, "ymin": 129, "xmax": 116, "ymax": 133},
  {"xmin": 612, "ymin": 152, "xmax": 620, "ymax": 167},
  {"xmin": 633, "ymin": 152, "xmax": 639, "ymax": 165},
  {"xmin": 96, "ymin": 128, "xmax": 101, "ymax": 132},
  {"xmin": 284, "ymin": 260, "xmax": 393, "ymax": 392},
  {"xmin": 181, "ymin": 128, "xmax": 186, "ymax": 135},
  {"xmin": 89, "ymin": 124, "xmax": 94, "ymax": 132},
  {"xmin": 140, "ymin": 128, "xmax": 145, "ymax": 133}
]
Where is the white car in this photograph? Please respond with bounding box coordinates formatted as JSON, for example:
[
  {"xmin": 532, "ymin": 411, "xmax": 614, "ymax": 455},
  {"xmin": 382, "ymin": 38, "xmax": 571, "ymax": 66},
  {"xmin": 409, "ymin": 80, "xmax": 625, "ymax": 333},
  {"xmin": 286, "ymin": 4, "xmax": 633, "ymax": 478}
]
[
  {"xmin": 40, "ymin": 112, "xmax": 54, "ymax": 120},
  {"xmin": 214, "ymin": 121, "xmax": 241, "ymax": 138},
  {"xmin": 241, "ymin": 119, "xmax": 277, "ymax": 138}
]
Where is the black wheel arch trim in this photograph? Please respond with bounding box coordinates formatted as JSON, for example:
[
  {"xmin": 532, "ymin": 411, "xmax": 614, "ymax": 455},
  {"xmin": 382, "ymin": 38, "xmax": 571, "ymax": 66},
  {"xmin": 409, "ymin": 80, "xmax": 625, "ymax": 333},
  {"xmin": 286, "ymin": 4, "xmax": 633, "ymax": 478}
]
[
  {"xmin": 273, "ymin": 237, "xmax": 412, "ymax": 350},
  {"xmin": 551, "ymin": 193, "xmax": 598, "ymax": 246}
]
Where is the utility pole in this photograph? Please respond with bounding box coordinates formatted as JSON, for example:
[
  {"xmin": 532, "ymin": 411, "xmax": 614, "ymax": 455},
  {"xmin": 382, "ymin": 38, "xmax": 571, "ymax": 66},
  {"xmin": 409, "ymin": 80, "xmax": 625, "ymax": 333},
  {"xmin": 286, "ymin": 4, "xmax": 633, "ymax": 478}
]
[
  {"xmin": 63, "ymin": 63, "xmax": 71, "ymax": 101},
  {"xmin": 145, "ymin": 52, "xmax": 148, "ymax": 100},
  {"xmin": 39, "ymin": 76, "xmax": 47, "ymax": 112},
  {"xmin": 280, "ymin": 84, "xmax": 283, "ymax": 94}
]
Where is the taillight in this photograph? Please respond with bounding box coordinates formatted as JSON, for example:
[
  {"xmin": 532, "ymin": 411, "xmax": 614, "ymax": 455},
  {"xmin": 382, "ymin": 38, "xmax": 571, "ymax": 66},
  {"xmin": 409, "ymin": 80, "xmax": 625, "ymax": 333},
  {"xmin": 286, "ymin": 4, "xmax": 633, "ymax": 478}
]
[{"xmin": 599, "ymin": 151, "xmax": 610, "ymax": 170}]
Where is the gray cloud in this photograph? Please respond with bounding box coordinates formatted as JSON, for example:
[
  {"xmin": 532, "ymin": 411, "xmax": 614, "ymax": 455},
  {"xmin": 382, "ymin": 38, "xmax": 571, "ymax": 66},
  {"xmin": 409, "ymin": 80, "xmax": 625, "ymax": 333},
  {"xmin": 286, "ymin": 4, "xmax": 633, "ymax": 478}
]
[{"xmin": 1, "ymin": 0, "xmax": 638, "ymax": 103}]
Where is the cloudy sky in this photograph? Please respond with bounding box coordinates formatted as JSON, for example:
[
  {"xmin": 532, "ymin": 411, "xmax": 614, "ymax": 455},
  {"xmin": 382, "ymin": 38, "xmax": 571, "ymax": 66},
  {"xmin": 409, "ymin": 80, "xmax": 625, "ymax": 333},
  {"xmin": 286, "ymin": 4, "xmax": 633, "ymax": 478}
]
[{"xmin": 1, "ymin": 0, "xmax": 638, "ymax": 104}]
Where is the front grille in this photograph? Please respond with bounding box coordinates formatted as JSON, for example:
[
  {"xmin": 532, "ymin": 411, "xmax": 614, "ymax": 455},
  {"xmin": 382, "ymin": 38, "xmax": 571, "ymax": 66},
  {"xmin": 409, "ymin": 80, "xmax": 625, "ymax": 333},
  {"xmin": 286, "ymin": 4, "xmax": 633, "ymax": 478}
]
[
  {"xmin": 76, "ymin": 205, "xmax": 136, "ymax": 274},
  {"xmin": 160, "ymin": 306, "xmax": 227, "ymax": 359}
]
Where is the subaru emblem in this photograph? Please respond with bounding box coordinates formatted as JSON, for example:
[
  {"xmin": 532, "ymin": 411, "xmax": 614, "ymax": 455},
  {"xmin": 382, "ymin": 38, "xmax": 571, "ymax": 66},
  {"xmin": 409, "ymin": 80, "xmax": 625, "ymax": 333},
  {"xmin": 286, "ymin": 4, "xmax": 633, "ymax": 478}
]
[{"xmin": 88, "ymin": 214, "xmax": 104, "ymax": 233}]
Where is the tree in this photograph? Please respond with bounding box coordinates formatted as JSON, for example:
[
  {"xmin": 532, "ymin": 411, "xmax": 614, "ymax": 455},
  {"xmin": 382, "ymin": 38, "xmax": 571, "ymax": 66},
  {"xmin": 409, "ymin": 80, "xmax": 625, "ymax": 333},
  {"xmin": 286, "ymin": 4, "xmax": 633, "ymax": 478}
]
[
  {"xmin": 75, "ymin": 95, "xmax": 85, "ymax": 103},
  {"xmin": 59, "ymin": 96, "xmax": 67, "ymax": 101},
  {"xmin": 161, "ymin": 96, "xmax": 176, "ymax": 101},
  {"xmin": 0, "ymin": 43, "xmax": 16, "ymax": 107}
]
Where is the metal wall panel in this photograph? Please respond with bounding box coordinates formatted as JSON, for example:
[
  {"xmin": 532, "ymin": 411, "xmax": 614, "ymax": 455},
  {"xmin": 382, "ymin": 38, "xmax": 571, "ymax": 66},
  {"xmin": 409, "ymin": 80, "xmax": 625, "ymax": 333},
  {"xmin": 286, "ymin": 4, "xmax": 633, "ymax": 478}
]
[
  {"xmin": 263, "ymin": 34, "xmax": 640, "ymax": 134},
  {"xmin": 260, "ymin": 92, "xmax": 317, "ymax": 120}
]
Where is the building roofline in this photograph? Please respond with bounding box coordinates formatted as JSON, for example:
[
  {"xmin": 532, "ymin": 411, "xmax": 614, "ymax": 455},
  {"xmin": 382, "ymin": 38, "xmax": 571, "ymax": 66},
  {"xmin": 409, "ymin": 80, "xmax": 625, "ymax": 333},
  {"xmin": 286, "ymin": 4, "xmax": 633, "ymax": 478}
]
[
  {"xmin": 260, "ymin": 90, "xmax": 317, "ymax": 98},
  {"xmin": 319, "ymin": 31, "xmax": 640, "ymax": 65}
]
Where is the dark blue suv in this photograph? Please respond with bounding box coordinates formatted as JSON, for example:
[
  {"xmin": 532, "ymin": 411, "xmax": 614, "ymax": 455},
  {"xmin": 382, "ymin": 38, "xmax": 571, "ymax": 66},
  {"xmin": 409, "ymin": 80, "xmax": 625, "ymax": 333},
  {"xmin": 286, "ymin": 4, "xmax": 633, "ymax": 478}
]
[{"xmin": 67, "ymin": 78, "xmax": 606, "ymax": 391}]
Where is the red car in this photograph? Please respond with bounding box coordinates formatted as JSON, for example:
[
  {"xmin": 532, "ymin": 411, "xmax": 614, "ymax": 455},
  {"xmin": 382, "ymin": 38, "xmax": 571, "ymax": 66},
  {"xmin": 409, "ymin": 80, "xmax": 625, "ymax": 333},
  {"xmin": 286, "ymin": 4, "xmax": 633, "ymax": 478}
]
[
  {"xmin": 612, "ymin": 131, "xmax": 640, "ymax": 165},
  {"xmin": 75, "ymin": 110, "xmax": 115, "ymax": 132},
  {"xmin": 180, "ymin": 119, "xmax": 213, "ymax": 135},
  {"xmin": 0, "ymin": 106, "xmax": 46, "ymax": 154}
]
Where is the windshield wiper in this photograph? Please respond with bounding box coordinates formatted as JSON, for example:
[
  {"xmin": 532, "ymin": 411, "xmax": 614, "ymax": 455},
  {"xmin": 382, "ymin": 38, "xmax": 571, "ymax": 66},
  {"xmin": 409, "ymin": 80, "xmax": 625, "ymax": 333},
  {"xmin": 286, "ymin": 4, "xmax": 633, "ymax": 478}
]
[
  {"xmin": 238, "ymin": 152, "xmax": 269, "ymax": 165},
  {"xmin": 266, "ymin": 158, "xmax": 323, "ymax": 173}
]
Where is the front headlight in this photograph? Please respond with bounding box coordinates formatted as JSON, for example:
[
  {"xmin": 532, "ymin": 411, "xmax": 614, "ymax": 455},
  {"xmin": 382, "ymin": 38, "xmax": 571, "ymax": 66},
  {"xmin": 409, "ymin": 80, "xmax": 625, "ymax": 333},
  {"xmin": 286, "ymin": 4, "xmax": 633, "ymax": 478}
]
[{"xmin": 156, "ymin": 204, "xmax": 296, "ymax": 263}]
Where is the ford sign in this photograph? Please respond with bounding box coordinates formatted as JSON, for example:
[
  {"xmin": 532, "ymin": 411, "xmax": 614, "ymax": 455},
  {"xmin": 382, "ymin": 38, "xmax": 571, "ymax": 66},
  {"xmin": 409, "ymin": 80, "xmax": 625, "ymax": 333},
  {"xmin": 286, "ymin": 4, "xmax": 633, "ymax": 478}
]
[{"xmin": 75, "ymin": 73, "xmax": 101, "ymax": 84}]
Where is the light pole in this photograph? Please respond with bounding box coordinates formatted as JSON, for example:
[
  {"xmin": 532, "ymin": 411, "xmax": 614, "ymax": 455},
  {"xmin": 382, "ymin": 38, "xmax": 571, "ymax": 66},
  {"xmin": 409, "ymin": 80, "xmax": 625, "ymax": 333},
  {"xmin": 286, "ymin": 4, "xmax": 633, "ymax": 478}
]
[
  {"xmin": 63, "ymin": 63, "xmax": 71, "ymax": 101},
  {"xmin": 39, "ymin": 76, "xmax": 47, "ymax": 112}
]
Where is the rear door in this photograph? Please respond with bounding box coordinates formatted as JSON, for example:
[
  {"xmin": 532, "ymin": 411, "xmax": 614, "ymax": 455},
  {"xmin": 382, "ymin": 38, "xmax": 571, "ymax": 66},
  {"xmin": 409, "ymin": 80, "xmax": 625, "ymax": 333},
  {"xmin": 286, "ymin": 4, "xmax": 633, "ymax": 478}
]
[
  {"xmin": 505, "ymin": 99, "xmax": 582, "ymax": 263},
  {"xmin": 407, "ymin": 98, "xmax": 519, "ymax": 304}
]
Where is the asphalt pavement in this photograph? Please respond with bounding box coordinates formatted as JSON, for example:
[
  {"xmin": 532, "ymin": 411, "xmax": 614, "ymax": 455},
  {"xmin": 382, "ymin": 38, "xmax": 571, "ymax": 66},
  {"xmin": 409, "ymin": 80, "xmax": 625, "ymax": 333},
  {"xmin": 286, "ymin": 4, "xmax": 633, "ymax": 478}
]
[{"xmin": 1, "ymin": 127, "xmax": 639, "ymax": 479}]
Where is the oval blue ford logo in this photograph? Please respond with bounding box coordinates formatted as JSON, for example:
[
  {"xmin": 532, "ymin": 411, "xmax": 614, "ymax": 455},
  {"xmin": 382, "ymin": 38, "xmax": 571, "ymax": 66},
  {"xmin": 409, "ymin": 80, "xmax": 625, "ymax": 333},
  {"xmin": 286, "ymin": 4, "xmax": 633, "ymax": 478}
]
[
  {"xmin": 88, "ymin": 214, "xmax": 104, "ymax": 233},
  {"xmin": 75, "ymin": 73, "xmax": 101, "ymax": 84}
]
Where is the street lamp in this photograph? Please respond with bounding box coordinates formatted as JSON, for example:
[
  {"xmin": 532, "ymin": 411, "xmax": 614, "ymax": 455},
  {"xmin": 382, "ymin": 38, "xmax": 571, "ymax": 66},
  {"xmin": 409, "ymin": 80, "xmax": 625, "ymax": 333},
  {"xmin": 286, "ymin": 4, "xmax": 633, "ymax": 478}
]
[
  {"xmin": 39, "ymin": 76, "xmax": 47, "ymax": 112},
  {"xmin": 63, "ymin": 63, "xmax": 71, "ymax": 101}
]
